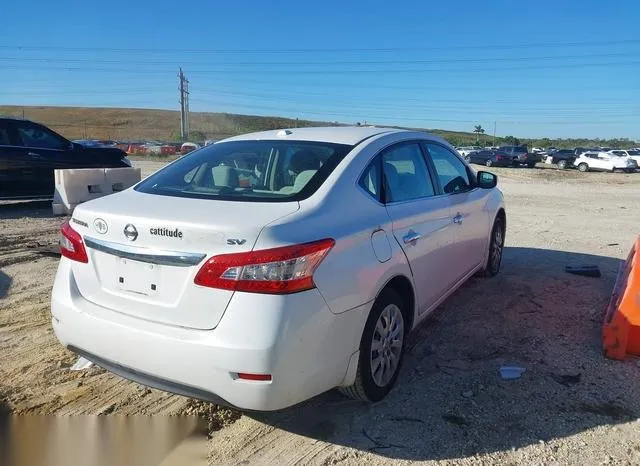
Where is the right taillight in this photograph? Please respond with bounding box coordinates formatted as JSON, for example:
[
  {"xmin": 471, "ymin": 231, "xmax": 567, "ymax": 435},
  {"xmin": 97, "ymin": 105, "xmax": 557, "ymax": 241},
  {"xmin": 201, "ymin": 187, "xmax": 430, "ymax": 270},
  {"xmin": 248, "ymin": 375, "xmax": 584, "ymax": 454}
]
[
  {"xmin": 194, "ymin": 238, "xmax": 335, "ymax": 294},
  {"xmin": 60, "ymin": 221, "xmax": 88, "ymax": 263}
]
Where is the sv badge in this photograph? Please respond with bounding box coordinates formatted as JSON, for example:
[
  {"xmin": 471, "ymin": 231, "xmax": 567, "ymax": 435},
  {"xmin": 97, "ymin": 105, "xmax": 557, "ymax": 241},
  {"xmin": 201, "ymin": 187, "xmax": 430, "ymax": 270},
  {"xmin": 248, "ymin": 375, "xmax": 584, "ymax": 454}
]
[{"xmin": 227, "ymin": 239, "xmax": 247, "ymax": 245}]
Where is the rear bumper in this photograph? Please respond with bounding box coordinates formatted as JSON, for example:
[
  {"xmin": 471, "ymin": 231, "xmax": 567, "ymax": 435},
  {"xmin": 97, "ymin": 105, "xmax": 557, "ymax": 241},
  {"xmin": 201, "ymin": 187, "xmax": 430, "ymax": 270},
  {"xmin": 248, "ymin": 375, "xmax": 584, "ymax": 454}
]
[{"xmin": 51, "ymin": 259, "xmax": 369, "ymax": 411}]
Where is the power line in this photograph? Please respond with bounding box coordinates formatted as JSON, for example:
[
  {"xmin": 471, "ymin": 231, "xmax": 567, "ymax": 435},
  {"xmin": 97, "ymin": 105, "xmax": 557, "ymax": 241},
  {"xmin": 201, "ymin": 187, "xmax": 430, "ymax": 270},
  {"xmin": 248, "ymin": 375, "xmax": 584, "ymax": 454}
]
[
  {"xmin": 1, "ymin": 38, "xmax": 638, "ymax": 54},
  {"xmin": 1, "ymin": 51, "xmax": 638, "ymax": 66},
  {"xmin": 3, "ymin": 60, "xmax": 640, "ymax": 74}
]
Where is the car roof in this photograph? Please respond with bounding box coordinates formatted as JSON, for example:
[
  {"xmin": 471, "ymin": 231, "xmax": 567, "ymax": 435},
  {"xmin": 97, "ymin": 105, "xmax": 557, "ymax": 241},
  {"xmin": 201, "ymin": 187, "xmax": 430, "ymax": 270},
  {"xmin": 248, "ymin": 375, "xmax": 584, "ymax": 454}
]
[{"xmin": 217, "ymin": 126, "xmax": 408, "ymax": 145}]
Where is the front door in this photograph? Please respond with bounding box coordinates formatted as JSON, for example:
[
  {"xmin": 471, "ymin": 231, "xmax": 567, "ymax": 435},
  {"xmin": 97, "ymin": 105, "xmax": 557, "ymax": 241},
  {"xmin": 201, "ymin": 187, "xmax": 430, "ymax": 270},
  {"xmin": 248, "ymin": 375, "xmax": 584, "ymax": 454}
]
[
  {"xmin": 381, "ymin": 142, "xmax": 457, "ymax": 315},
  {"xmin": 13, "ymin": 120, "xmax": 76, "ymax": 196},
  {"xmin": 0, "ymin": 121, "xmax": 35, "ymax": 198},
  {"xmin": 424, "ymin": 142, "xmax": 490, "ymax": 280}
]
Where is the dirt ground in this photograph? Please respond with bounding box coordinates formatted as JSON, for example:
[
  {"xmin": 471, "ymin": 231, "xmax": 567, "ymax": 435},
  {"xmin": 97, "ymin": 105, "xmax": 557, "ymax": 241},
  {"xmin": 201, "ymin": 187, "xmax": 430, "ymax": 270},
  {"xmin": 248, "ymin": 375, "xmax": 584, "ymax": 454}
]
[{"xmin": 1, "ymin": 161, "xmax": 640, "ymax": 465}]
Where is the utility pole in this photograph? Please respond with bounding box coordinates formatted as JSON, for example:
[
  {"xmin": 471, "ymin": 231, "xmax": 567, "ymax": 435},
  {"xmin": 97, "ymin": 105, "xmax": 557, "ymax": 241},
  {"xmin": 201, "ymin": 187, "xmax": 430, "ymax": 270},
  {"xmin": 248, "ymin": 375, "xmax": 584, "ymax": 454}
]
[
  {"xmin": 493, "ymin": 121, "xmax": 496, "ymax": 146},
  {"xmin": 178, "ymin": 68, "xmax": 190, "ymax": 140}
]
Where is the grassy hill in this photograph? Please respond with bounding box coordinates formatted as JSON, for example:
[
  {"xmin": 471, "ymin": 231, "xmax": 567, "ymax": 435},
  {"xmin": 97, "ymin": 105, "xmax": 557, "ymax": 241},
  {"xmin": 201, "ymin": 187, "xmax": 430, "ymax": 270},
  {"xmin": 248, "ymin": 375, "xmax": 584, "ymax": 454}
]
[{"xmin": 0, "ymin": 105, "xmax": 490, "ymax": 146}]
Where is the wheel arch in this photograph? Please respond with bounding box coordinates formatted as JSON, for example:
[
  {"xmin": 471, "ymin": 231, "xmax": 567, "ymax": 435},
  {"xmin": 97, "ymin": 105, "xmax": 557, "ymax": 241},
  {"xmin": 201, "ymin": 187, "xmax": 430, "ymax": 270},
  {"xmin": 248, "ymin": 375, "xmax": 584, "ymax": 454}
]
[{"xmin": 376, "ymin": 274, "xmax": 416, "ymax": 332}]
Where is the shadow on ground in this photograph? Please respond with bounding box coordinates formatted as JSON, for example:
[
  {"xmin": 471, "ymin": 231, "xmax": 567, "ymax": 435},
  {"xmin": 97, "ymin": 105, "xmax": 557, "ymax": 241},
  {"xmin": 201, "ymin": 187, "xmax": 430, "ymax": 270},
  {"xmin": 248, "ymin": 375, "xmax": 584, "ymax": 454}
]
[
  {"xmin": 0, "ymin": 200, "xmax": 54, "ymax": 220},
  {"xmin": 244, "ymin": 247, "xmax": 638, "ymax": 461}
]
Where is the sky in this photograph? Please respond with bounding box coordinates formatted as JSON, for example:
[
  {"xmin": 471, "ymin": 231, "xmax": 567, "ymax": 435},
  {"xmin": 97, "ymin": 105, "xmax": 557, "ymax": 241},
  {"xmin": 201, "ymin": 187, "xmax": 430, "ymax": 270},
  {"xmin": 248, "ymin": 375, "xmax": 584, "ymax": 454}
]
[{"xmin": 1, "ymin": 0, "xmax": 639, "ymax": 140}]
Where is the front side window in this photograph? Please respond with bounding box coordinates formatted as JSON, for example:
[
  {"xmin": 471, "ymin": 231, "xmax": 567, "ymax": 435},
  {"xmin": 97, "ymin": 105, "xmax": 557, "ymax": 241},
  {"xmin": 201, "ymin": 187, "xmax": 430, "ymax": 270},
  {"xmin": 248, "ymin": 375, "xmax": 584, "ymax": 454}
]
[
  {"xmin": 381, "ymin": 143, "xmax": 435, "ymax": 203},
  {"xmin": 16, "ymin": 123, "xmax": 68, "ymax": 150},
  {"xmin": 425, "ymin": 143, "xmax": 472, "ymax": 194},
  {"xmin": 135, "ymin": 140, "xmax": 353, "ymax": 202}
]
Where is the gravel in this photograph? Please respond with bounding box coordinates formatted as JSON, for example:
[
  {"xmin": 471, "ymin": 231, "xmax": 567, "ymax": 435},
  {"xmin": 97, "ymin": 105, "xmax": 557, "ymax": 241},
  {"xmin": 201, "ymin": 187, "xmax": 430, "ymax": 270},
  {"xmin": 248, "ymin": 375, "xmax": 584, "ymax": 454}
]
[{"xmin": 1, "ymin": 162, "xmax": 639, "ymax": 465}]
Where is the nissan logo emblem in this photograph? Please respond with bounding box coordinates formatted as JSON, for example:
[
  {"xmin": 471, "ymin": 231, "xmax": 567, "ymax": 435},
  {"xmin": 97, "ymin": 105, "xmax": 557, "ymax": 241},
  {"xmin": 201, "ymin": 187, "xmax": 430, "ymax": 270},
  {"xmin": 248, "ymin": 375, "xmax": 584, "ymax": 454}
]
[{"xmin": 123, "ymin": 224, "xmax": 138, "ymax": 241}]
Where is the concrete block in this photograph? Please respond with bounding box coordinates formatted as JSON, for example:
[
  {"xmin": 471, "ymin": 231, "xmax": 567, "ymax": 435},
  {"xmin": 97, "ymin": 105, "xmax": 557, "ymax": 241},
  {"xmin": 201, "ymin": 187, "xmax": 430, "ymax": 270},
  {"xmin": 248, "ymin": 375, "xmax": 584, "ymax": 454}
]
[{"xmin": 52, "ymin": 167, "xmax": 141, "ymax": 216}]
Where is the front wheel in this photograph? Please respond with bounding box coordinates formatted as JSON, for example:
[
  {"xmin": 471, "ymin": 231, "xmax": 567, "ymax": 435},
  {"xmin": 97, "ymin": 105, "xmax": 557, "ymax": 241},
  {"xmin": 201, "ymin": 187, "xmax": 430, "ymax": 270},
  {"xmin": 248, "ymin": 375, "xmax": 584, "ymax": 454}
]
[
  {"xmin": 339, "ymin": 288, "xmax": 406, "ymax": 403},
  {"xmin": 577, "ymin": 163, "xmax": 589, "ymax": 172},
  {"xmin": 557, "ymin": 160, "xmax": 567, "ymax": 170},
  {"xmin": 481, "ymin": 216, "xmax": 505, "ymax": 277},
  {"xmin": 527, "ymin": 162, "xmax": 536, "ymax": 168},
  {"xmin": 485, "ymin": 159, "xmax": 493, "ymax": 167}
]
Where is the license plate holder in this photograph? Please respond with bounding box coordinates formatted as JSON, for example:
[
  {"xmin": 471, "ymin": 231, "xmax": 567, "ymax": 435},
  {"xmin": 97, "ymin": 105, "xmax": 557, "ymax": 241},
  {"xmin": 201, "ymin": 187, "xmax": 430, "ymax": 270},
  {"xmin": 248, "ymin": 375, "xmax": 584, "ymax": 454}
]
[{"xmin": 116, "ymin": 258, "xmax": 161, "ymax": 296}]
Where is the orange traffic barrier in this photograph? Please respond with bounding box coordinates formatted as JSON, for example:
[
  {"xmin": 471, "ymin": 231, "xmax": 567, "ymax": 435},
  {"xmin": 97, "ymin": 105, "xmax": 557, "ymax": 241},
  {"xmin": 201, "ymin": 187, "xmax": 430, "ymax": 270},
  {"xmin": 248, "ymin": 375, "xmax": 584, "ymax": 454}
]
[{"xmin": 603, "ymin": 236, "xmax": 640, "ymax": 360}]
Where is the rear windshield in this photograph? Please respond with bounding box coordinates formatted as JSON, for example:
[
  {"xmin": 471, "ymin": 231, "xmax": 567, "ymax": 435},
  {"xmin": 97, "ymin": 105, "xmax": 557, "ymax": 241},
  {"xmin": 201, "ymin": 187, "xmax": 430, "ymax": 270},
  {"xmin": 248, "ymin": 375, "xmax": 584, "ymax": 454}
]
[{"xmin": 135, "ymin": 140, "xmax": 353, "ymax": 202}]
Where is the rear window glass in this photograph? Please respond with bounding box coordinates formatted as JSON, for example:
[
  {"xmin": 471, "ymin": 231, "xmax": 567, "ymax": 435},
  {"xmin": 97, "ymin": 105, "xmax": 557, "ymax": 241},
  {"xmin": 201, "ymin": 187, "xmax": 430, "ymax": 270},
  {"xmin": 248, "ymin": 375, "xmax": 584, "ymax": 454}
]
[{"xmin": 135, "ymin": 140, "xmax": 353, "ymax": 202}]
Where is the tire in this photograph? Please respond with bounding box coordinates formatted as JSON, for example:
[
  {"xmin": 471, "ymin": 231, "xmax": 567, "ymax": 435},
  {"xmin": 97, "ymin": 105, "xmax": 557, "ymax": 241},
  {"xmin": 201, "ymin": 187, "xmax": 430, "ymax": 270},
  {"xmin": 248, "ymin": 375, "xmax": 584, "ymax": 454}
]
[
  {"xmin": 527, "ymin": 162, "xmax": 536, "ymax": 168},
  {"xmin": 481, "ymin": 216, "xmax": 505, "ymax": 277},
  {"xmin": 338, "ymin": 288, "xmax": 407, "ymax": 403},
  {"xmin": 557, "ymin": 160, "xmax": 567, "ymax": 170},
  {"xmin": 577, "ymin": 163, "xmax": 589, "ymax": 173},
  {"xmin": 485, "ymin": 159, "xmax": 493, "ymax": 167}
]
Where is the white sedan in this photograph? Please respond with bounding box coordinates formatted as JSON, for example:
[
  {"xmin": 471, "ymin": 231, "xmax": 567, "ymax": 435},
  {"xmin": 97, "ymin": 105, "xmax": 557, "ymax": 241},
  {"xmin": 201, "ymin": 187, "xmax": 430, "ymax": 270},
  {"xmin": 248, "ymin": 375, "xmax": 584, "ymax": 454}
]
[
  {"xmin": 51, "ymin": 126, "xmax": 506, "ymax": 411},
  {"xmin": 574, "ymin": 151, "xmax": 638, "ymax": 173}
]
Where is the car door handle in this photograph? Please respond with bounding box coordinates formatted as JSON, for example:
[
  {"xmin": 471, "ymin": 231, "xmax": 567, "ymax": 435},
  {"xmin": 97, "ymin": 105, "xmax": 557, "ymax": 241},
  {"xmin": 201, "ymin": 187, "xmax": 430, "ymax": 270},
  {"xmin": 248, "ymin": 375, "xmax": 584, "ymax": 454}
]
[
  {"xmin": 453, "ymin": 213, "xmax": 464, "ymax": 224},
  {"xmin": 403, "ymin": 231, "xmax": 422, "ymax": 244},
  {"xmin": 27, "ymin": 152, "xmax": 42, "ymax": 158}
]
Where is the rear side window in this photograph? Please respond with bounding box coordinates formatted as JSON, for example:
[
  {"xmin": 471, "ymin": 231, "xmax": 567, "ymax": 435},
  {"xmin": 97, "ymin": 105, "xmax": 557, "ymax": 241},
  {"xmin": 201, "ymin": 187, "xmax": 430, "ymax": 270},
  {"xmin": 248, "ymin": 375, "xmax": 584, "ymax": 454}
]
[
  {"xmin": 135, "ymin": 140, "xmax": 353, "ymax": 202},
  {"xmin": 424, "ymin": 143, "xmax": 472, "ymax": 194},
  {"xmin": 359, "ymin": 157, "xmax": 381, "ymax": 201},
  {"xmin": 381, "ymin": 143, "xmax": 436, "ymax": 203},
  {"xmin": 15, "ymin": 123, "xmax": 68, "ymax": 150}
]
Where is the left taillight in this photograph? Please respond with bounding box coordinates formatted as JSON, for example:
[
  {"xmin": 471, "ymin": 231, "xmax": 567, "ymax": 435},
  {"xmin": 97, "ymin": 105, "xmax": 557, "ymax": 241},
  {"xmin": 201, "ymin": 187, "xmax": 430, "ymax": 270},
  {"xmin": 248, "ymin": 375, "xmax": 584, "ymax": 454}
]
[
  {"xmin": 194, "ymin": 238, "xmax": 335, "ymax": 294},
  {"xmin": 60, "ymin": 221, "xmax": 88, "ymax": 263}
]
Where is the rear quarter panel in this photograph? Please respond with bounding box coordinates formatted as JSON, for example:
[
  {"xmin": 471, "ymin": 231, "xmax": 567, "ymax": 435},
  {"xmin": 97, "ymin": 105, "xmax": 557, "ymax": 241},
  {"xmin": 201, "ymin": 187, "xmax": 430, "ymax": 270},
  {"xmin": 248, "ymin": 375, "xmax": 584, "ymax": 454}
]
[{"xmin": 254, "ymin": 132, "xmax": 421, "ymax": 317}]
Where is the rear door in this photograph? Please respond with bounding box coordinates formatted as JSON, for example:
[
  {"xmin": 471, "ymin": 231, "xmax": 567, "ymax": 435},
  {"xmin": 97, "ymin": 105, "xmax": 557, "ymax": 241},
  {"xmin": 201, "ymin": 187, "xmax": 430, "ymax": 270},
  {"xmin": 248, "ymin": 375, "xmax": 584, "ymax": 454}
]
[
  {"xmin": 381, "ymin": 141, "xmax": 456, "ymax": 315},
  {"xmin": 424, "ymin": 142, "xmax": 490, "ymax": 280},
  {"xmin": 0, "ymin": 120, "xmax": 50, "ymax": 198},
  {"xmin": 13, "ymin": 120, "xmax": 76, "ymax": 196}
]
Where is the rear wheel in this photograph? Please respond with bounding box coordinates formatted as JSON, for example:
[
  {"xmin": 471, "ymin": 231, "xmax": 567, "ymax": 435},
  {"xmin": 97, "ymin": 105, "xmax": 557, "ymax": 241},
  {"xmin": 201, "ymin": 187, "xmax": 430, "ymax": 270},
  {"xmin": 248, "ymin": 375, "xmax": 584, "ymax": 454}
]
[
  {"xmin": 577, "ymin": 163, "xmax": 589, "ymax": 172},
  {"xmin": 527, "ymin": 162, "xmax": 536, "ymax": 168},
  {"xmin": 485, "ymin": 159, "xmax": 493, "ymax": 167},
  {"xmin": 557, "ymin": 159, "xmax": 567, "ymax": 170},
  {"xmin": 339, "ymin": 288, "xmax": 406, "ymax": 402},
  {"xmin": 481, "ymin": 216, "xmax": 504, "ymax": 277}
]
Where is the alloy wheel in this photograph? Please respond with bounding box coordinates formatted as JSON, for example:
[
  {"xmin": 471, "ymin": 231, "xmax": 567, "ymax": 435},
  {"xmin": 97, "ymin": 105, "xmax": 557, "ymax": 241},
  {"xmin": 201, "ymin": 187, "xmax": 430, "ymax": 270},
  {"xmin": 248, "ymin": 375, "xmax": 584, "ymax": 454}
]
[{"xmin": 370, "ymin": 304, "xmax": 405, "ymax": 387}]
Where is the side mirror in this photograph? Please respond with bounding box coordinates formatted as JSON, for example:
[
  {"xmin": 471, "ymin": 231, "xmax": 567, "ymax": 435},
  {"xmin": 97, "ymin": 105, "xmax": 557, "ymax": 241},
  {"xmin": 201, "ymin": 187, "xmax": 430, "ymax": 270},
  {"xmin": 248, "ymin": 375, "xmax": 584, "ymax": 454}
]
[{"xmin": 477, "ymin": 171, "xmax": 497, "ymax": 189}]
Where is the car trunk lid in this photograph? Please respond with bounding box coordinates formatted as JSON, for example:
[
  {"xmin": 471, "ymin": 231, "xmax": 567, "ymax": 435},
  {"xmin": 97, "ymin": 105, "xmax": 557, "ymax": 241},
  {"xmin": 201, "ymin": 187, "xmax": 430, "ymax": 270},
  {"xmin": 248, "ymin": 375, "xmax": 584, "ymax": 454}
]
[{"xmin": 70, "ymin": 190, "xmax": 299, "ymax": 329}]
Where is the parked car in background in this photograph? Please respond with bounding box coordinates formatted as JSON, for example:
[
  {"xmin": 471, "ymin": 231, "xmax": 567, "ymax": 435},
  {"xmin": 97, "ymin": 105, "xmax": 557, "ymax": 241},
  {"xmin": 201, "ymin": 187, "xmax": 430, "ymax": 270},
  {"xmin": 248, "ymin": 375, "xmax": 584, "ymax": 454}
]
[
  {"xmin": 51, "ymin": 126, "xmax": 506, "ymax": 411},
  {"xmin": 456, "ymin": 146, "xmax": 482, "ymax": 157},
  {"xmin": 609, "ymin": 149, "xmax": 640, "ymax": 166},
  {"xmin": 180, "ymin": 142, "xmax": 201, "ymax": 155},
  {"xmin": 467, "ymin": 150, "xmax": 515, "ymax": 167},
  {"xmin": 0, "ymin": 117, "xmax": 131, "ymax": 200},
  {"xmin": 545, "ymin": 149, "xmax": 576, "ymax": 169},
  {"xmin": 497, "ymin": 145, "xmax": 539, "ymax": 167},
  {"xmin": 574, "ymin": 151, "xmax": 637, "ymax": 173}
]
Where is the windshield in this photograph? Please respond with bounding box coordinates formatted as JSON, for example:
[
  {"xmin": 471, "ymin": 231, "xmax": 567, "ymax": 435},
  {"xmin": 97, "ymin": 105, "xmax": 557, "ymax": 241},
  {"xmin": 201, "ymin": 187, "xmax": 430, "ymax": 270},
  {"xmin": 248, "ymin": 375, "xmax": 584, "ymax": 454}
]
[{"xmin": 135, "ymin": 140, "xmax": 353, "ymax": 202}]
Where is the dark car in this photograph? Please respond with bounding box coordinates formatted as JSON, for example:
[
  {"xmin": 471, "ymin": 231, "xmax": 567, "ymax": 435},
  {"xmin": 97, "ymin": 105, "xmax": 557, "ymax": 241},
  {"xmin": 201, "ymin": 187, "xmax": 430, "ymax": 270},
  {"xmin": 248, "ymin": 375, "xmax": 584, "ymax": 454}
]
[
  {"xmin": 0, "ymin": 117, "xmax": 131, "ymax": 200},
  {"xmin": 497, "ymin": 145, "xmax": 539, "ymax": 167},
  {"xmin": 467, "ymin": 150, "xmax": 515, "ymax": 167},
  {"xmin": 547, "ymin": 149, "xmax": 576, "ymax": 169}
]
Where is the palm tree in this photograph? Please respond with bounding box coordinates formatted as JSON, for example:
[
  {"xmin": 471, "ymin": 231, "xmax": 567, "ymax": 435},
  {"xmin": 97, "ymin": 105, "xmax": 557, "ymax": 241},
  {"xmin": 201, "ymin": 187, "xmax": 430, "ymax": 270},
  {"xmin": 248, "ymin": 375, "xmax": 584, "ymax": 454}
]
[{"xmin": 473, "ymin": 125, "xmax": 485, "ymax": 145}]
